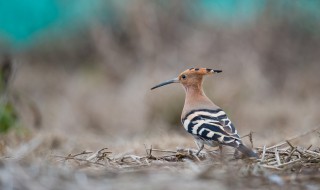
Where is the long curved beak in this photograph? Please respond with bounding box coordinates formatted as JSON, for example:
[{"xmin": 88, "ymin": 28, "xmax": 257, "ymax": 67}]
[{"xmin": 151, "ymin": 77, "xmax": 179, "ymax": 90}]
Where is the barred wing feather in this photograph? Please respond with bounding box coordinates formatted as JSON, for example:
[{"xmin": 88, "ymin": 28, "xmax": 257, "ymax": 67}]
[{"xmin": 182, "ymin": 109, "xmax": 241, "ymax": 145}]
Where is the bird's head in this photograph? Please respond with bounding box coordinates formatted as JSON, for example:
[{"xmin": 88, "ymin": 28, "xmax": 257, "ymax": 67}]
[{"xmin": 151, "ymin": 68, "xmax": 222, "ymax": 90}]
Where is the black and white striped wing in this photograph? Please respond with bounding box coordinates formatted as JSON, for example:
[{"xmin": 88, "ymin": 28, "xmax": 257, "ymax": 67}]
[{"xmin": 182, "ymin": 109, "xmax": 241, "ymax": 145}]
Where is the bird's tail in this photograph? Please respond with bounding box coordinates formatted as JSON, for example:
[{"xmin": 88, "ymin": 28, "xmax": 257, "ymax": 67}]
[{"xmin": 237, "ymin": 144, "xmax": 258, "ymax": 158}]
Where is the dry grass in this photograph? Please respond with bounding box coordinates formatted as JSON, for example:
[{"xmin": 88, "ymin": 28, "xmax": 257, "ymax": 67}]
[{"xmin": 2, "ymin": 128, "xmax": 319, "ymax": 189}]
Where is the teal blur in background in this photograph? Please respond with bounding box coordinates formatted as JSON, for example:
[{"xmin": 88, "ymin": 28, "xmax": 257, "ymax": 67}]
[
  {"xmin": 0, "ymin": 0, "xmax": 103, "ymax": 47},
  {"xmin": 0, "ymin": 0, "xmax": 320, "ymax": 48}
]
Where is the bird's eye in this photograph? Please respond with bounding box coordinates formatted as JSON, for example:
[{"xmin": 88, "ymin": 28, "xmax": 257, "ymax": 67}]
[{"xmin": 181, "ymin": 75, "xmax": 186, "ymax": 79}]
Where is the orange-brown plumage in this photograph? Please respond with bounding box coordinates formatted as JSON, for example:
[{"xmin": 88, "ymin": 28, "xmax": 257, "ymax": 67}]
[{"xmin": 176, "ymin": 68, "xmax": 221, "ymax": 119}]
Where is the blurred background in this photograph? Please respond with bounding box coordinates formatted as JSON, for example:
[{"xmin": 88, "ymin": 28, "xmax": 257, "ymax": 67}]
[{"xmin": 1, "ymin": 0, "xmax": 320, "ymax": 154}]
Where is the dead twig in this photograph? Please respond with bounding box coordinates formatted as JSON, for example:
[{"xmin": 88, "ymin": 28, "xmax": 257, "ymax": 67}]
[
  {"xmin": 285, "ymin": 147, "xmax": 297, "ymax": 162},
  {"xmin": 260, "ymin": 145, "xmax": 266, "ymax": 162},
  {"xmin": 274, "ymin": 148, "xmax": 281, "ymax": 166},
  {"xmin": 265, "ymin": 127, "xmax": 320, "ymax": 150}
]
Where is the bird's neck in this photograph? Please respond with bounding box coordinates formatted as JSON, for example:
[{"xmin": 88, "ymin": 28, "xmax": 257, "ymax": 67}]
[
  {"xmin": 185, "ymin": 85, "xmax": 205, "ymax": 99},
  {"xmin": 182, "ymin": 85, "xmax": 217, "ymax": 119}
]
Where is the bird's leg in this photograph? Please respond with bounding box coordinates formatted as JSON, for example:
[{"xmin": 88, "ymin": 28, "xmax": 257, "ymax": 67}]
[
  {"xmin": 219, "ymin": 145, "xmax": 223, "ymax": 159},
  {"xmin": 195, "ymin": 139, "xmax": 204, "ymax": 156},
  {"xmin": 234, "ymin": 149, "xmax": 241, "ymax": 159}
]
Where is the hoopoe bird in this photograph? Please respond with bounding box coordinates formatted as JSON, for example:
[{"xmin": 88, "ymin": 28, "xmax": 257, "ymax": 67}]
[{"xmin": 151, "ymin": 68, "xmax": 258, "ymax": 158}]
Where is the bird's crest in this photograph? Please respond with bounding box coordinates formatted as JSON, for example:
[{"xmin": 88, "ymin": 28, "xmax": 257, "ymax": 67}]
[{"xmin": 181, "ymin": 68, "xmax": 222, "ymax": 76}]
